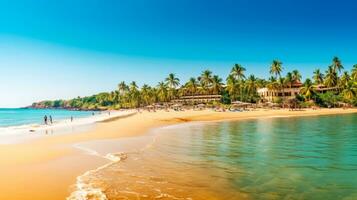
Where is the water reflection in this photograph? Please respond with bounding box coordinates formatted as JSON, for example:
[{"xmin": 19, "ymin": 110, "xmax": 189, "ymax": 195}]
[
  {"xmin": 153, "ymin": 114, "xmax": 357, "ymax": 199},
  {"xmin": 77, "ymin": 114, "xmax": 357, "ymax": 200}
]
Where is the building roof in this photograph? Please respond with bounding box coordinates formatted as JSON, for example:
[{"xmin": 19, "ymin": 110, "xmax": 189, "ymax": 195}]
[{"xmin": 291, "ymin": 81, "xmax": 303, "ymax": 87}]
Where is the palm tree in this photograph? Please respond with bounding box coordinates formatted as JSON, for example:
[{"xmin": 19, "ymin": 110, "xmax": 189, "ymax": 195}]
[
  {"xmin": 165, "ymin": 73, "xmax": 180, "ymax": 89},
  {"xmin": 117, "ymin": 81, "xmax": 129, "ymax": 106},
  {"xmin": 226, "ymin": 75, "xmax": 239, "ymax": 101},
  {"xmin": 129, "ymin": 81, "xmax": 140, "ymax": 107},
  {"xmin": 266, "ymin": 76, "xmax": 279, "ymax": 104},
  {"xmin": 245, "ymin": 75, "xmax": 259, "ymax": 95},
  {"xmin": 313, "ymin": 69, "xmax": 324, "ymax": 85},
  {"xmin": 211, "ymin": 75, "xmax": 223, "ymax": 94},
  {"xmin": 270, "ymin": 60, "xmax": 283, "ymax": 78},
  {"xmin": 257, "ymin": 78, "xmax": 268, "ymax": 88},
  {"xmin": 150, "ymin": 87, "xmax": 158, "ymax": 103},
  {"xmin": 185, "ymin": 77, "xmax": 199, "ymax": 95},
  {"xmin": 165, "ymin": 73, "xmax": 180, "ymax": 100},
  {"xmin": 300, "ymin": 79, "xmax": 315, "ymax": 100},
  {"xmin": 157, "ymin": 82, "xmax": 168, "ymax": 102},
  {"xmin": 112, "ymin": 90, "xmax": 120, "ymax": 104},
  {"xmin": 141, "ymin": 84, "xmax": 152, "ymax": 106},
  {"xmin": 331, "ymin": 56, "xmax": 344, "ymax": 73},
  {"xmin": 129, "ymin": 81, "xmax": 138, "ymax": 91},
  {"xmin": 292, "ymin": 70, "xmax": 302, "ymax": 83},
  {"xmin": 266, "ymin": 76, "xmax": 279, "ymax": 91},
  {"xmin": 339, "ymin": 71, "xmax": 351, "ymax": 88},
  {"xmin": 342, "ymin": 81, "xmax": 357, "ymax": 100},
  {"xmin": 277, "ymin": 77, "xmax": 286, "ymax": 97},
  {"xmin": 198, "ymin": 70, "xmax": 213, "ymax": 94},
  {"xmin": 118, "ymin": 81, "xmax": 128, "ymax": 95},
  {"xmin": 351, "ymin": 64, "xmax": 357, "ymax": 81},
  {"xmin": 230, "ymin": 64, "xmax": 246, "ymax": 81},
  {"xmin": 96, "ymin": 93, "xmax": 112, "ymax": 106},
  {"xmin": 325, "ymin": 66, "xmax": 338, "ymax": 87},
  {"xmin": 284, "ymin": 72, "xmax": 293, "ymax": 88}
]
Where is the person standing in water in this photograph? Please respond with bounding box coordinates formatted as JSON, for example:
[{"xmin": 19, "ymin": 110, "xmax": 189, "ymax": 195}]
[
  {"xmin": 44, "ymin": 115, "xmax": 48, "ymax": 125},
  {"xmin": 71, "ymin": 116, "xmax": 73, "ymax": 122},
  {"xmin": 49, "ymin": 115, "xmax": 53, "ymax": 124}
]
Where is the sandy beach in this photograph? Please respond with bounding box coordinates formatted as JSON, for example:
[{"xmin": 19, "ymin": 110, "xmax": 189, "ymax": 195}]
[{"xmin": 1, "ymin": 108, "xmax": 357, "ymax": 200}]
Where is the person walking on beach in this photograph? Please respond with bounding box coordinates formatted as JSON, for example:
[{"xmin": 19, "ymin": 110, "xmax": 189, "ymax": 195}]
[
  {"xmin": 44, "ymin": 115, "xmax": 48, "ymax": 125},
  {"xmin": 71, "ymin": 116, "xmax": 73, "ymax": 122},
  {"xmin": 49, "ymin": 115, "xmax": 53, "ymax": 124}
]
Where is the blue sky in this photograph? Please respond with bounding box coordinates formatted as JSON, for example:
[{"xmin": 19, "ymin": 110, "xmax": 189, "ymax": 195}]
[{"xmin": 1, "ymin": 0, "xmax": 357, "ymax": 107}]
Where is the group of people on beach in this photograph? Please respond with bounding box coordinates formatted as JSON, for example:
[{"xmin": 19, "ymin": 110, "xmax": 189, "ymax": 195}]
[
  {"xmin": 43, "ymin": 115, "xmax": 53, "ymax": 125},
  {"xmin": 42, "ymin": 111, "xmax": 112, "ymax": 125},
  {"xmin": 44, "ymin": 115, "xmax": 74, "ymax": 125}
]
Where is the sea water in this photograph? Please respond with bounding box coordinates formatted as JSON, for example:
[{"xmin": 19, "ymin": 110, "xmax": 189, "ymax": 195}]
[
  {"xmin": 70, "ymin": 114, "xmax": 357, "ymax": 200},
  {"xmin": 0, "ymin": 108, "xmax": 95, "ymax": 127}
]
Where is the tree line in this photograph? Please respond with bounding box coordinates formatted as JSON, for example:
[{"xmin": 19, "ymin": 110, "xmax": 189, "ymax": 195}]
[{"xmin": 31, "ymin": 57, "xmax": 357, "ymax": 110}]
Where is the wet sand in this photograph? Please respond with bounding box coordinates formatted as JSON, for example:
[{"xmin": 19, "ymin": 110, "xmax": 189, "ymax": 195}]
[{"xmin": 1, "ymin": 108, "xmax": 357, "ymax": 200}]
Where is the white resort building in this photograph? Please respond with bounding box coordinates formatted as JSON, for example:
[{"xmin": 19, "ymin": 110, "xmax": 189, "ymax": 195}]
[{"xmin": 257, "ymin": 82, "xmax": 303, "ymax": 103}]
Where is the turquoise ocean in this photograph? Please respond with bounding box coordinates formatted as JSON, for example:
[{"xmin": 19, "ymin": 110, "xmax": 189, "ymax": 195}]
[
  {"xmin": 0, "ymin": 108, "xmax": 95, "ymax": 127},
  {"xmin": 73, "ymin": 113, "xmax": 357, "ymax": 200}
]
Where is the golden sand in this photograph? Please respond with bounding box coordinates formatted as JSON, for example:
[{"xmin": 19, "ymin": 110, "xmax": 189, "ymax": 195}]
[{"xmin": 1, "ymin": 108, "xmax": 357, "ymax": 200}]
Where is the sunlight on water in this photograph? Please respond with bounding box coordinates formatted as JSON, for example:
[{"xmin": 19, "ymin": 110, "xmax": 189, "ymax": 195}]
[{"xmin": 73, "ymin": 114, "xmax": 357, "ymax": 200}]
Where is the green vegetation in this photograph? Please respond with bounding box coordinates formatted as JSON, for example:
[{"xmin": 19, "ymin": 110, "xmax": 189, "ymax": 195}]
[{"xmin": 32, "ymin": 57, "xmax": 357, "ymax": 110}]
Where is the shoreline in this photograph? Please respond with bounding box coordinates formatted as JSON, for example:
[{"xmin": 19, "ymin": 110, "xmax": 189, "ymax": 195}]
[
  {"xmin": 1, "ymin": 108, "xmax": 357, "ymax": 199},
  {"xmin": 0, "ymin": 110, "xmax": 136, "ymax": 144}
]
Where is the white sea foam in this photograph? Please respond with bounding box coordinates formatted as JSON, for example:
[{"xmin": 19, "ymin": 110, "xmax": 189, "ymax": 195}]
[
  {"xmin": 69, "ymin": 143, "xmax": 130, "ymax": 200},
  {"xmin": 2, "ymin": 110, "xmax": 135, "ymax": 133},
  {"xmin": 0, "ymin": 110, "xmax": 136, "ymax": 144},
  {"xmin": 72, "ymin": 144, "xmax": 102, "ymax": 157},
  {"xmin": 66, "ymin": 170, "xmax": 108, "ymax": 200},
  {"xmin": 66, "ymin": 153, "xmax": 128, "ymax": 200},
  {"xmin": 68, "ymin": 132, "xmax": 160, "ymax": 200},
  {"xmin": 38, "ymin": 110, "xmax": 135, "ymax": 132},
  {"xmin": 104, "ymin": 152, "xmax": 127, "ymax": 162}
]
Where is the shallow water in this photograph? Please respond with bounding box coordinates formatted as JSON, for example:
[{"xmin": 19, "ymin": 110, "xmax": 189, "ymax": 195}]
[
  {"xmin": 0, "ymin": 108, "xmax": 96, "ymax": 127},
  {"xmin": 71, "ymin": 114, "xmax": 357, "ymax": 200}
]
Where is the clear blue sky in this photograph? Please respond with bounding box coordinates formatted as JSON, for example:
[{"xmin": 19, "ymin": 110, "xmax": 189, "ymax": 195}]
[{"xmin": 1, "ymin": 0, "xmax": 357, "ymax": 107}]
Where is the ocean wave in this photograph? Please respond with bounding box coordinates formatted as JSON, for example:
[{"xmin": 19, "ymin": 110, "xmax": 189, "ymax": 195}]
[
  {"xmin": 66, "ymin": 184, "xmax": 108, "ymax": 200},
  {"xmin": 69, "ymin": 144, "xmax": 129, "ymax": 200},
  {"xmin": 0, "ymin": 110, "xmax": 136, "ymax": 136},
  {"xmin": 0, "ymin": 123, "xmax": 40, "ymax": 133},
  {"xmin": 66, "ymin": 130, "xmax": 174, "ymax": 200},
  {"xmin": 104, "ymin": 152, "xmax": 127, "ymax": 162}
]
